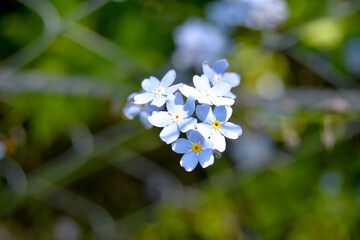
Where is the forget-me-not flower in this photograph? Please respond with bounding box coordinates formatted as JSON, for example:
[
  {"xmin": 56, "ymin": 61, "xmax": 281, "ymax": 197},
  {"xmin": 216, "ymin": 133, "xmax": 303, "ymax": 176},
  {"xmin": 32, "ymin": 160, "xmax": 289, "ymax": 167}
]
[
  {"xmin": 206, "ymin": 0, "xmax": 288, "ymax": 30},
  {"xmin": 134, "ymin": 70, "xmax": 182, "ymax": 107},
  {"xmin": 203, "ymin": 59, "xmax": 240, "ymax": 87},
  {"xmin": 172, "ymin": 130, "xmax": 215, "ymax": 172},
  {"xmin": 148, "ymin": 93, "xmax": 197, "ymax": 144},
  {"xmin": 172, "ymin": 18, "xmax": 228, "ymax": 70},
  {"xmin": 196, "ymin": 104, "xmax": 242, "ymax": 152},
  {"xmin": 180, "ymin": 75, "xmax": 235, "ymax": 106},
  {"xmin": 123, "ymin": 93, "xmax": 161, "ymax": 129}
]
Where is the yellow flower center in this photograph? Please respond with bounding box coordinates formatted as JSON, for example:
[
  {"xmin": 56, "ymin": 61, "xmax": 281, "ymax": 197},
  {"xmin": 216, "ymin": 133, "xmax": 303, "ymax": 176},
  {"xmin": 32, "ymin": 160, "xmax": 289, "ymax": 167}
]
[
  {"xmin": 214, "ymin": 74, "xmax": 222, "ymax": 82},
  {"xmin": 192, "ymin": 143, "xmax": 202, "ymax": 153},
  {"xmin": 212, "ymin": 120, "xmax": 221, "ymax": 130},
  {"xmin": 173, "ymin": 114, "xmax": 180, "ymax": 122},
  {"xmin": 155, "ymin": 87, "xmax": 164, "ymax": 95}
]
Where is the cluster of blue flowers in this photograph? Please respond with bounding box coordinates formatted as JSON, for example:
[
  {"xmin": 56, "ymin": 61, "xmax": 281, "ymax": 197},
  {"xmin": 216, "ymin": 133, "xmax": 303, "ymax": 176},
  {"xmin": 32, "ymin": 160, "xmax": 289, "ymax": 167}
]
[{"xmin": 123, "ymin": 59, "xmax": 242, "ymax": 172}]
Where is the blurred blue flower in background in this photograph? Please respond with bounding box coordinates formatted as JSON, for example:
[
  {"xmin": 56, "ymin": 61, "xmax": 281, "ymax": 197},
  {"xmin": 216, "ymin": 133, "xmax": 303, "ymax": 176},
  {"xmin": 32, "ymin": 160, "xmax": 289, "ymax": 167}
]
[
  {"xmin": 229, "ymin": 131, "xmax": 275, "ymax": 171},
  {"xmin": 343, "ymin": 37, "xmax": 360, "ymax": 77},
  {"xmin": 206, "ymin": 0, "xmax": 288, "ymax": 30},
  {"xmin": 319, "ymin": 170, "xmax": 343, "ymax": 197},
  {"xmin": 172, "ymin": 18, "xmax": 228, "ymax": 70}
]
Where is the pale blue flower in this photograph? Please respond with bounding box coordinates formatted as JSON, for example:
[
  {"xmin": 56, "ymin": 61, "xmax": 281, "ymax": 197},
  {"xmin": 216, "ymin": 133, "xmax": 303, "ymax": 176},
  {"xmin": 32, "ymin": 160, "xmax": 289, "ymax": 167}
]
[
  {"xmin": 203, "ymin": 59, "xmax": 240, "ymax": 87},
  {"xmin": 123, "ymin": 93, "xmax": 161, "ymax": 129},
  {"xmin": 172, "ymin": 18, "xmax": 228, "ymax": 70},
  {"xmin": 180, "ymin": 75, "xmax": 235, "ymax": 106},
  {"xmin": 148, "ymin": 93, "xmax": 197, "ymax": 144},
  {"xmin": 133, "ymin": 70, "xmax": 182, "ymax": 107},
  {"xmin": 206, "ymin": 0, "xmax": 288, "ymax": 30},
  {"xmin": 172, "ymin": 130, "xmax": 215, "ymax": 172},
  {"xmin": 196, "ymin": 104, "xmax": 242, "ymax": 152}
]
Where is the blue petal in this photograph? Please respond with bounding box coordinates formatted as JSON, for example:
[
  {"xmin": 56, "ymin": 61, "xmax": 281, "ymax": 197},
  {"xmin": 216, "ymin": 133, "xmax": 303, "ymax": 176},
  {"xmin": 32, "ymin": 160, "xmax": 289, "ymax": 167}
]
[
  {"xmin": 186, "ymin": 130, "xmax": 204, "ymax": 145},
  {"xmin": 148, "ymin": 111, "xmax": 172, "ymax": 127},
  {"xmin": 223, "ymin": 72, "xmax": 240, "ymax": 87},
  {"xmin": 134, "ymin": 92, "xmax": 155, "ymax": 104},
  {"xmin": 196, "ymin": 122, "xmax": 213, "ymax": 138},
  {"xmin": 213, "ymin": 59, "xmax": 229, "ymax": 74},
  {"xmin": 160, "ymin": 122, "xmax": 180, "ymax": 144},
  {"xmin": 193, "ymin": 75, "xmax": 211, "ymax": 92},
  {"xmin": 123, "ymin": 104, "xmax": 141, "ymax": 120},
  {"xmin": 210, "ymin": 82, "xmax": 232, "ymax": 96},
  {"xmin": 160, "ymin": 69, "xmax": 176, "ymax": 88},
  {"xmin": 180, "ymin": 152, "xmax": 198, "ymax": 172},
  {"xmin": 196, "ymin": 104, "xmax": 214, "ymax": 123},
  {"xmin": 220, "ymin": 122, "xmax": 243, "ymax": 139},
  {"xmin": 139, "ymin": 110, "xmax": 153, "ymax": 129},
  {"xmin": 202, "ymin": 61, "xmax": 215, "ymax": 81},
  {"xmin": 182, "ymin": 96, "xmax": 195, "ymax": 116},
  {"xmin": 166, "ymin": 92, "xmax": 184, "ymax": 114},
  {"xmin": 214, "ymin": 105, "xmax": 232, "ymax": 123},
  {"xmin": 210, "ymin": 130, "xmax": 226, "ymax": 152},
  {"xmin": 172, "ymin": 138, "xmax": 192, "ymax": 153},
  {"xmin": 203, "ymin": 138, "xmax": 215, "ymax": 150},
  {"xmin": 198, "ymin": 150, "xmax": 214, "ymax": 168},
  {"xmin": 141, "ymin": 76, "xmax": 160, "ymax": 92},
  {"xmin": 151, "ymin": 94, "xmax": 167, "ymax": 107},
  {"xmin": 165, "ymin": 83, "xmax": 183, "ymax": 95},
  {"xmin": 178, "ymin": 117, "xmax": 197, "ymax": 133},
  {"xmin": 127, "ymin": 92, "xmax": 138, "ymax": 102}
]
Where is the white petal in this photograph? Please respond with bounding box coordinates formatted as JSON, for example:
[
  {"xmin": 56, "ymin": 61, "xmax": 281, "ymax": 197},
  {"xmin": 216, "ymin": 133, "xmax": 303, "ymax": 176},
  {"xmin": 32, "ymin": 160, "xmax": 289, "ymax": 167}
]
[
  {"xmin": 165, "ymin": 83, "xmax": 183, "ymax": 95},
  {"xmin": 210, "ymin": 130, "xmax": 226, "ymax": 152},
  {"xmin": 193, "ymin": 75, "xmax": 211, "ymax": 92},
  {"xmin": 180, "ymin": 85, "xmax": 201, "ymax": 99},
  {"xmin": 210, "ymin": 82, "xmax": 232, "ymax": 97},
  {"xmin": 196, "ymin": 123, "xmax": 213, "ymax": 138},
  {"xmin": 220, "ymin": 122, "xmax": 242, "ymax": 139},
  {"xmin": 160, "ymin": 69, "xmax": 176, "ymax": 88},
  {"xmin": 180, "ymin": 152, "xmax": 198, "ymax": 172},
  {"xmin": 141, "ymin": 77, "xmax": 160, "ymax": 92},
  {"xmin": 151, "ymin": 94, "xmax": 167, "ymax": 107},
  {"xmin": 148, "ymin": 111, "xmax": 173, "ymax": 127},
  {"xmin": 159, "ymin": 122, "xmax": 180, "ymax": 144},
  {"xmin": 133, "ymin": 92, "xmax": 155, "ymax": 104},
  {"xmin": 212, "ymin": 97, "xmax": 235, "ymax": 106},
  {"xmin": 198, "ymin": 150, "xmax": 214, "ymax": 168}
]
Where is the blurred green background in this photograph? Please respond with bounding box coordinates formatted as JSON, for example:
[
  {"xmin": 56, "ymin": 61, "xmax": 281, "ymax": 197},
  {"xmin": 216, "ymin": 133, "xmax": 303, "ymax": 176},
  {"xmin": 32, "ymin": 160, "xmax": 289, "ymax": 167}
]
[{"xmin": 0, "ymin": 0, "xmax": 360, "ymax": 239}]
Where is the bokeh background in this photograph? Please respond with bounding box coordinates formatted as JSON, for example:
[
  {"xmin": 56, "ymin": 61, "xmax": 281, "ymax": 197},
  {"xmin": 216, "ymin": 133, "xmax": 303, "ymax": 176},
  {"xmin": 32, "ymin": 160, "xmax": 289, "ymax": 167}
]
[{"xmin": 1, "ymin": 0, "xmax": 360, "ymax": 239}]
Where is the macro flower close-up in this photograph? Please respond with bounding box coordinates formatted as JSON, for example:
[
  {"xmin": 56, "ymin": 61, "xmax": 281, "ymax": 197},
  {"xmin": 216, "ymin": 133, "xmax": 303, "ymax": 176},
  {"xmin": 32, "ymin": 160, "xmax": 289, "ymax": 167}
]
[{"xmin": 1, "ymin": 0, "xmax": 360, "ymax": 239}]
